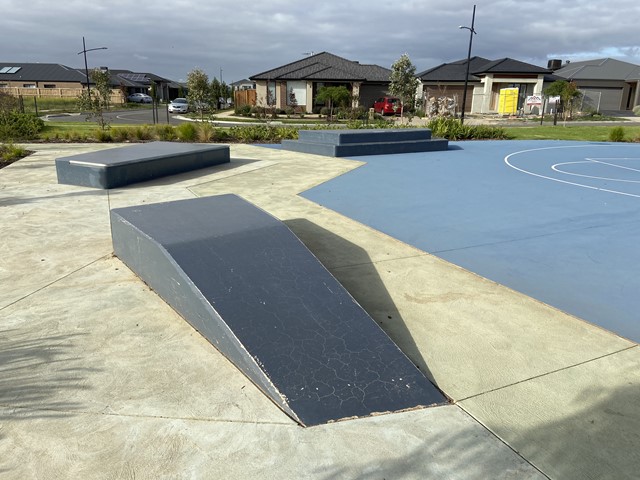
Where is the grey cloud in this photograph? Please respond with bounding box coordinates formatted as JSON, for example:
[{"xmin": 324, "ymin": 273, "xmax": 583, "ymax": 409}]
[{"xmin": 2, "ymin": 0, "xmax": 639, "ymax": 82}]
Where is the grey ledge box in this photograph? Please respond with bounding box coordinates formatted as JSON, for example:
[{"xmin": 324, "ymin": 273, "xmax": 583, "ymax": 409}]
[
  {"xmin": 55, "ymin": 141, "xmax": 230, "ymax": 189},
  {"xmin": 110, "ymin": 194, "xmax": 446, "ymax": 426},
  {"xmin": 281, "ymin": 128, "xmax": 448, "ymax": 157}
]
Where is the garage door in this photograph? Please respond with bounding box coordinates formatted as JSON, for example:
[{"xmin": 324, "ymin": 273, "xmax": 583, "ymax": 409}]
[{"xmin": 581, "ymin": 87, "xmax": 623, "ymax": 111}]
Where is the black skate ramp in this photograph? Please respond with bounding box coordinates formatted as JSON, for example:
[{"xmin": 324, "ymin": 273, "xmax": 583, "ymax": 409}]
[{"xmin": 110, "ymin": 195, "xmax": 445, "ymax": 426}]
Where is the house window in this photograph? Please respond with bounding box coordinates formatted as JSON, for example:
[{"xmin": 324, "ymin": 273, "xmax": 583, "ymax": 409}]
[
  {"xmin": 267, "ymin": 81, "xmax": 276, "ymax": 106},
  {"xmin": 22, "ymin": 83, "xmax": 36, "ymax": 88},
  {"xmin": 0, "ymin": 84, "xmax": 8, "ymax": 88},
  {"xmin": 44, "ymin": 84, "xmax": 56, "ymax": 88},
  {"xmin": 287, "ymin": 81, "xmax": 306, "ymax": 106}
]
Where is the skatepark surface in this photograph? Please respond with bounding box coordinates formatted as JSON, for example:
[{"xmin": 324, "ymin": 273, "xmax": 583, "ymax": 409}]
[{"xmin": 1, "ymin": 141, "xmax": 638, "ymax": 479}]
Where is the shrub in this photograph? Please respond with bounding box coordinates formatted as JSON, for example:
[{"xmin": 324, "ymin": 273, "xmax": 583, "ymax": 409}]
[
  {"xmin": 133, "ymin": 125, "xmax": 153, "ymax": 141},
  {"xmin": 426, "ymin": 117, "xmax": 510, "ymax": 140},
  {"xmin": 210, "ymin": 128, "xmax": 230, "ymax": 142},
  {"xmin": 228, "ymin": 125, "xmax": 298, "ymax": 143},
  {"xmin": 197, "ymin": 122, "xmax": 214, "ymax": 142},
  {"xmin": 155, "ymin": 124, "xmax": 176, "ymax": 141},
  {"xmin": 633, "ymin": 105, "xmax": 640, "ymax": 116},
  {"xmin": 111, "ymin": 127, "xmax": 133, "ymax": 142},
  {"xmin": 608, "ymin": 126, "xmax": 626, "ymax": 142},
  {"xmin": 235, "ymin": 104, "xmax": 252, "ymax": 116},
  {"xmin": 95, "ymin": 129, "xmax": 112, "ymax": 142},
  {"xmin": 0, "ymin": 143, "xmax": 28, "ymax": 163},
  {"xmin": 176, "ymin": 122, "xmax": 198, "ymax": 141},
  {"xmin": 250, "ymin": 106, "xmax": 267, "ymax": 119},
  {"xmin": 0, "ymin": 112, "xmax": 45, "ymax": 141},
  {"xmin": 0, "ymin": 91, "xmax": 19, "ymax": 113}
]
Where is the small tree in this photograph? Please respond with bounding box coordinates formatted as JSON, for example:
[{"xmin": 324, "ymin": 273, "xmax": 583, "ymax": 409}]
[
  {"xmin": 187, "ymin": 68, "xmax": 211, "ymax": 120},
  {"xmin": 315, "ymin": 85, "xmax": 350, "ymax": 121},
  {"xmin": 0, "ymin": 91, "xmax": 19, "ymax": 113},
  {"xmin": 544, "ymin": 80, "xmax": 582, "ymax": 121},
  {"xmin": 210, "ymin": 77, "xmax": 222, "ymax": 110},
  {"xmin": 389, "ymin": 53, "xmax": 420, "ymax": 120},
  {"xmin": 77, "ymin": 68, "xmax": 113, "ymax": 130}
]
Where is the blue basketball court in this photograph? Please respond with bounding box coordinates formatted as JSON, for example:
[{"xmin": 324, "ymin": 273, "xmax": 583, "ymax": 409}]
[{"xmin": 301, "ymin": 140, "xmax": 640, "ymax": 343}]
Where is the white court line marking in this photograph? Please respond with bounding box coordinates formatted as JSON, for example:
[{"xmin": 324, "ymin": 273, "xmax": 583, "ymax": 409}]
[
  {"xmin": 551, "ymin": 160, "xmax": 640, "ymax": 183},
  {"xmin": 588, "ymin": 157, "xmax": 640, "ymax": 173},
  {"xmin": 504, "ymin": 144, "xmax": 640, "ymax": 198}
]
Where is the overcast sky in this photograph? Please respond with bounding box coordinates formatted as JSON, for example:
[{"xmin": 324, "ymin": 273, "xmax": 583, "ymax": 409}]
[{"xmin": 3, "ymin": 0, "xmax": 640, "ymax": 84}]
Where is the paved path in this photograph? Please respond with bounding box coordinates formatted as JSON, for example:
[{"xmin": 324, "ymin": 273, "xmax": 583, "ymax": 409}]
[{"xmin": 1, "ymin": 142, "xmax": 638, "ymax": 479}]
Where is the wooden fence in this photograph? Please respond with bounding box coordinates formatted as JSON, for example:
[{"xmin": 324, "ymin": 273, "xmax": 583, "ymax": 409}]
[
  {"xmin": 3, "ymin": 87, "xmax": 125, "ymax": 104},
  {"xmin": 234, "ymin": 89, "xmax": 256, "ymax": 107}
]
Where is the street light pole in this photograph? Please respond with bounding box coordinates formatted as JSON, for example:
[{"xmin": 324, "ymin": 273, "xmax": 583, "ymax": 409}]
[
  {"xmin": 459, "ymin": 5, "xmax": 477, "ymax": 124},
  {"xmin": 77, "ymin": 37, "xmax": 108, "ymax": 99}
]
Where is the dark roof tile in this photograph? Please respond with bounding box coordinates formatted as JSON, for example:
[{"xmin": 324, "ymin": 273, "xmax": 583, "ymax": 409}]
[
  {"xmin": 0, "ymin": 63, "xmax": 86, "ymax": 82},
  {"xmin": 250, "ymin": 52, "xmax": 390, "ymax": 82},
  {"xmin": 418, "ymin": 56, "xmax": 549, "ymax": 82}
]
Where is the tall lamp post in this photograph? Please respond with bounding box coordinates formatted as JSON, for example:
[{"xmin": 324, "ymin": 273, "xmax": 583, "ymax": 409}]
[
  {"xmin": 77, "ymin": 37, "xmax": 108, "ymax": 99},
  {"xmin": 459, "ymin": 5, "xmax": 477, "ymax": 124}
]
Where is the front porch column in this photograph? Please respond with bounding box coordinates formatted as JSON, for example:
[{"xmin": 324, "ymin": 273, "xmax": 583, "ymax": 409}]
[
  {"xmin": 256, "ymin": 81, "xmax": 268, "ymax": 106},
  {"xmin": 480, "ymin": 75, "xmax": 493, "ymax": 113},
  {"xmin": 351, "ymin": 82, "xmax": 362, "ymax": 108},
  {"xmin": 306, "ymin": 81, "xmax": 313, "ymax": 113}
]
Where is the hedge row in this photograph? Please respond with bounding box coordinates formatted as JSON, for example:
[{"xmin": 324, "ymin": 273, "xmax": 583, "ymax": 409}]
[{"xmin": 426, "ymin": 117, "xmax": 511, "ymax": 140}]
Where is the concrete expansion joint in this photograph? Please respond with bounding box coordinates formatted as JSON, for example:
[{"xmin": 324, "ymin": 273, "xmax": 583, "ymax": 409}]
[
  {"xmin": 454, "ymin": 404, "xmax": 552, "ymax": 480},
  {"xmin": 2, "ymin": 404, "xmax": 295, "ymax": 427},
  {"xmin": 330, "ymin": 252, "xmax": 428, "ymax": 271},
  {"xmin": 186, "ymin": 162, "xmax": 281, "ymax": 190},
  {"xmin": 0, "ymin": 254, "xmax": 112, "ymax": 312},
  {"xmin": 456, "ymin": 344, "xmax": 638, "ymax": 403}
]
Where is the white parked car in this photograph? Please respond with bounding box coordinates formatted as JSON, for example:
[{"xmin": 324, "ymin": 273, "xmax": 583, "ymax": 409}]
[
  {"xmin": 168, "ymin": 98, "xmax": 189, "ymax": 113},
  {"xmin": 127, "ymin": 93, "xmax": 152, "ymax": 103}
]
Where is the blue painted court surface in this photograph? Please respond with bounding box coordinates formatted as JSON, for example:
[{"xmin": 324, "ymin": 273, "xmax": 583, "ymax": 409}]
[{"xmin": 300, "ymin": 140, "xmax": 640, "ymax": 343}]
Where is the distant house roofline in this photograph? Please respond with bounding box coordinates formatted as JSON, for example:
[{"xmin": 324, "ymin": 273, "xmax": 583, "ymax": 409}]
[{"xmin": 250, "ymin": 52, "xmax": 391, "ymax": 83}]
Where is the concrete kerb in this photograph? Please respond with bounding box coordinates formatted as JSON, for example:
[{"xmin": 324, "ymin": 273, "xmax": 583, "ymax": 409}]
[{"xmin": 1, "ymin": 142, "xmax": 636, "ymax": 478}]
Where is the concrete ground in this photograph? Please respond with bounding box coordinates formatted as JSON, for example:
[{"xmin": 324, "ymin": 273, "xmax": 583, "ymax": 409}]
[{"xmin": 1, "ymin": 143, "xmax": 638, "ymax": 479}]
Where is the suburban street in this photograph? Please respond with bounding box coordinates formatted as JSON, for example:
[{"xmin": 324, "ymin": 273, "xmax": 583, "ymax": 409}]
[{"xmin": 45, "ymin": 107, "xmax": 188, "ymax": 126}]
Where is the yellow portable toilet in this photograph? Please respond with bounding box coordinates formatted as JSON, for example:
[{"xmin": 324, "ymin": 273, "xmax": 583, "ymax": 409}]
[{"xmin": 498, "ymin": 88, "xmax": 519, "ymax": 115}]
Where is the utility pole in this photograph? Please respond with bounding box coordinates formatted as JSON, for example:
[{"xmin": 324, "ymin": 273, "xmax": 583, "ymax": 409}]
[
  {"xmin": 459, "ymin": 5, "xmax": 477, "ymax": 124},
  {"xmin": 77, "ymin": 37, "xmax": 107, "ymax": 99}
]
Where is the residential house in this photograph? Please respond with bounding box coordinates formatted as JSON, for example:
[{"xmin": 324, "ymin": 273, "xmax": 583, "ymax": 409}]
[
  {"xmin": 231, "ymin": 79, "xmax": 255, "ymax": 91},
  {"xmin": 250, "ymin": 52, "xmax": 391, "ymax": 113},
  {"xmin": 417, "ymin": 57, "xmax": 551, "ymax": 115},
  {"xmin": 0, "ymin": 62, "xmax": 182, "ymax": 103},
  {"xmin": 0, "ymin": 62, "xmax": 87, "ymax": 98},
  {"xmin": 109, "ymin": 70, "xmax": 183, "ymax": 102},
  {"xmin": 551, "ymin": 58, "xmax": 640, "ymax": 112},
  {"xmin": 231, "ymin": 79, "xmax": 256, "ymax": 108}
]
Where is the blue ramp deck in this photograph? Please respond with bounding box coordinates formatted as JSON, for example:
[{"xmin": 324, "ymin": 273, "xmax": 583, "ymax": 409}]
[
  {"xmin": 110, "ymin": 195, "xmax": 445, "ymax": 426},
  {"xmin": 56, "ymin": 142, "xmax": 230, "ymax": 189}
]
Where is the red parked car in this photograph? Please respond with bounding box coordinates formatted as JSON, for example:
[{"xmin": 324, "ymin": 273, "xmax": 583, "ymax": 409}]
[{"xmin": 373, "ymin": 96, "xmax": 402, "ymax": 115}]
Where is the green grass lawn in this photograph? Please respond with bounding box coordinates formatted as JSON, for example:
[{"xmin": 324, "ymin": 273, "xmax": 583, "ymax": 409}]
[
  {"xmin": 33, "ymin": 119, "xmax": 640, "ymax": 143},
  {"xmin": 504, "ymin": 125, "xmax": 640, "ymax": 141},
  {"xmin": 40, "ymin": 122, "xmax": 106, "ymax": 139}
]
